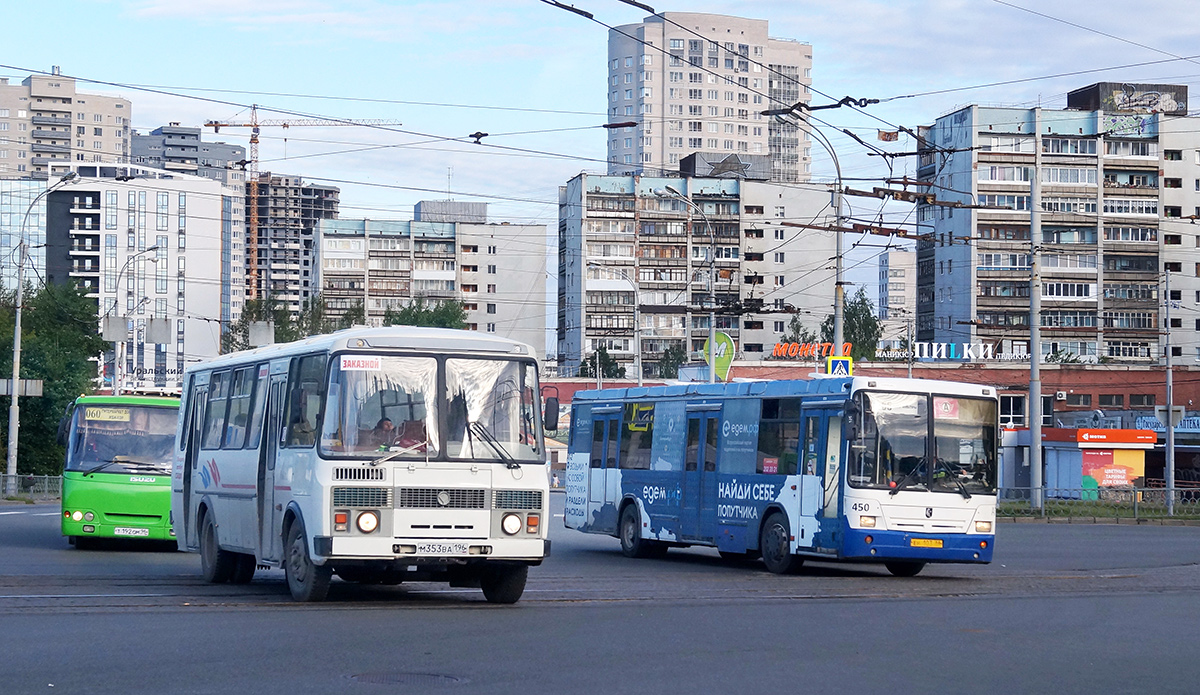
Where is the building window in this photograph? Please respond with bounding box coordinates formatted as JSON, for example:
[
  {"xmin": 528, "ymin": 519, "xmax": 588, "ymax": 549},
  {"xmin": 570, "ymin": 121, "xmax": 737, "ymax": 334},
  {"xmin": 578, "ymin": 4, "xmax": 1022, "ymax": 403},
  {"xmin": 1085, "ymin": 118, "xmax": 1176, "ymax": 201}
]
[
  {"xmin": 487, "ymin": 284, "xmax": 496, "ymax": 293},
  {"xmin": 1129, "ymin": 394, "xmax": 1156, "ymax": 407},
  {"xmin": 1098, "ymin": 394, "xmax": 1124, "ymax": 407},
  {"xmin": 486, "ymin": 323, "xmax": 496, "ymax": 333},
  {"xmin": 487, "ymin": 264, "xmax": 496, "ymax": 274},
  {"xmin": 486, "ymin": 303, "xmax": 496, "ymax": 314}
]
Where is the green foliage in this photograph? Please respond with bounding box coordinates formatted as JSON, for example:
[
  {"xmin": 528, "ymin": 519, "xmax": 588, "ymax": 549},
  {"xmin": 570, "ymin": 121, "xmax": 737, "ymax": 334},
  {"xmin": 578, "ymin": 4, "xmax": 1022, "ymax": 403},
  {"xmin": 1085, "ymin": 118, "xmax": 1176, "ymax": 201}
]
[
  {"xmin": 818, "ymin": 287, "xmax": 882, "ymax": 362},
  {"xmin": 779, "ymin": 315, "xmax": 818, "ymax": 345},
  {"xmin": 578, "ymin": 345, "xmax": 626, "ymax": 379},
  {"xmin": 657, "ymin": 342, "xmax": 688, "ymax": 379},
  {"xmin": 0, "ymin": 282, "xmax": 108, "ymax": 475},
  {"xmin": 222, "ymin": 293, "xmax": 367, "ymax": 353},
  {"xmin": 382, "ymin": 297, "xmax": 467, "ymax": 330}
]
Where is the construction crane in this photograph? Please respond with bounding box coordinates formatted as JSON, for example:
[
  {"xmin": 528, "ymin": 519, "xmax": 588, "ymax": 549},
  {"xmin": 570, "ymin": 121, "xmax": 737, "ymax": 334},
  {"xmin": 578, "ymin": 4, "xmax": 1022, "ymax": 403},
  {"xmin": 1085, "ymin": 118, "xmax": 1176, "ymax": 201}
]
[{"xmin": 205, "ymin": 105, "xmax": 403, "ymax": 300}]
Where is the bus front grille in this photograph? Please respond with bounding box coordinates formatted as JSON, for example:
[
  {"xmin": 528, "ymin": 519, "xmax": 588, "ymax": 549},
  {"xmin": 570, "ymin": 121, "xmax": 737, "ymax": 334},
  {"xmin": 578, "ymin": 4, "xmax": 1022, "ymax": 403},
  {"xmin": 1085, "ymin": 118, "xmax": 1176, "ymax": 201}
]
[
  {"xmin": 332, "ymin": 487, "xmax": 392, "ymax": 508},
  {"xmin": 493, "ymin": 490, "xmax": 543, "ymax": 510},
  {"xmin": 395, "ymin": 488, "xmax": 487, "ymax": 509}
]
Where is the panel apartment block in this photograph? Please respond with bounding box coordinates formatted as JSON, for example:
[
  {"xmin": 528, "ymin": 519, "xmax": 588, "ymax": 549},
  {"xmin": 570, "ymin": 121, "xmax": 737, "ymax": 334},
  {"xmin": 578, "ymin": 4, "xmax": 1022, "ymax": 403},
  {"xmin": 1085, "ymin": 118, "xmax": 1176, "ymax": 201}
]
[
  {"xmin": 557, "ymin": 173, "xmax": 836, "ymax": 378},
  {"xmin": 915, "ymin": 83, "xmax": 1200, "ymax": 365},
  {"xmin": 0, "ymin": 70, "xmax": 131, "ymax": 180},
  {"xmin": 607, "ymin": 12, "xmax": 812, "ymax": 183}
]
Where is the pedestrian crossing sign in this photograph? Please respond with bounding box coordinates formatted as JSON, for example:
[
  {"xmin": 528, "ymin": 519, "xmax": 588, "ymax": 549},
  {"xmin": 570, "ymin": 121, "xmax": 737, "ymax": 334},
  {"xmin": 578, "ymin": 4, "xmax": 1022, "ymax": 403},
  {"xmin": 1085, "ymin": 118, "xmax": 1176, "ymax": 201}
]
[{"xmin": 827, "ymin": 356, "xmax": 853, "ymax": 376}]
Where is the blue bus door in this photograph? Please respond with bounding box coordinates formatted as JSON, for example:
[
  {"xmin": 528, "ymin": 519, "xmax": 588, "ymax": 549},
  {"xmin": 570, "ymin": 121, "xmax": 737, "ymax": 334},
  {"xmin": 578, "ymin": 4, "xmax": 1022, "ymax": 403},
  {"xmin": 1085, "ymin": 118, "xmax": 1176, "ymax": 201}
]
[
  {"xmin": 682, "ymin": 411, "xmax": 719, "ymax": 542},
  {"xmin": 588, "ymin": 411, "xmax": 621, "ymax": 534},
  {"xmin": 805, "ymin": 409, "xmax": 843, "ymax": 549}
]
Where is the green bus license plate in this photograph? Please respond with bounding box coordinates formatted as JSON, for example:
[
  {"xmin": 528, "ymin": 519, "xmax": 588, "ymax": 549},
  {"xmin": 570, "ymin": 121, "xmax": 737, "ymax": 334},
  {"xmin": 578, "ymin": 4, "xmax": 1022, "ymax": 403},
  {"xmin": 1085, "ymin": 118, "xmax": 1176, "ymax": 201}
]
[
  {"xmin": 910, "ymin": 538, "xmax": 943, "ymax": 548},
  {"xmin": 113, "ymin": 527, "xmax": 150, "ymax": 537}
]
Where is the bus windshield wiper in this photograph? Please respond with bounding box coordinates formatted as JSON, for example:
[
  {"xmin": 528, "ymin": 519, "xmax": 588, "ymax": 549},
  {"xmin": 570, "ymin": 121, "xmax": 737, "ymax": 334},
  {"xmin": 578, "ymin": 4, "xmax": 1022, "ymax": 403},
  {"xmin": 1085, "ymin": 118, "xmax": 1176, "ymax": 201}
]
[
  {"xmin": 936, "ymin": 458, "xmax": 972, "ymax": 500},
  {"xmin": 469, "ymin": 422, "xmax": 519, "ymax": 469},
  {"xmin": 889, "ymin": 462, "xmax": 926, "ymax": 496},
  {"xmin": 369, "ymin": 440, "xmax": 428, "ymax": 467},
  {"xmin": 81, "ymin": 457, "xmax": 132, "ymax": 477}
]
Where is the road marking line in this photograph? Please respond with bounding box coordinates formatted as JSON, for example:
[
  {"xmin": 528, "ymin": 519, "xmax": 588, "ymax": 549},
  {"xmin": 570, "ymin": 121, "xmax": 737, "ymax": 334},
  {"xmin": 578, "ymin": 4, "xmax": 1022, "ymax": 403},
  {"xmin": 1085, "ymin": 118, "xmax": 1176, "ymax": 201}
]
[
  {"xmin": 0, "ymin": 511, "xmax": 25, "ymax": 516},
  {"xmin": 553, "ymin": 514, "xmax": 564, "ymax": 518},
  {"xmin": 33, "ymin": 512, "xmax": 61, "ymax": 516},
  {"xmin": 0, "ymin": 593, "xmax": 168, "ymax": 599}
]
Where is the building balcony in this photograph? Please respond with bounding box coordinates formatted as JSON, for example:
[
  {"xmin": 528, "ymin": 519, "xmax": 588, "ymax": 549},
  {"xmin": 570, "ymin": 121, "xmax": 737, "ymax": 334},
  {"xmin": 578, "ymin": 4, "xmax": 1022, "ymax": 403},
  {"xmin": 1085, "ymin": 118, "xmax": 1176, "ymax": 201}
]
[
  {"xmin": 30, "ymin": 115, "xmax": 71, "ymax": 127},
  {"xmin": 31, "ymin": 129, "xmax": 69, "ymax": 140},
  {"xmin": 31, "ymin": 142, "xmax": 70, "ymax": 154}
]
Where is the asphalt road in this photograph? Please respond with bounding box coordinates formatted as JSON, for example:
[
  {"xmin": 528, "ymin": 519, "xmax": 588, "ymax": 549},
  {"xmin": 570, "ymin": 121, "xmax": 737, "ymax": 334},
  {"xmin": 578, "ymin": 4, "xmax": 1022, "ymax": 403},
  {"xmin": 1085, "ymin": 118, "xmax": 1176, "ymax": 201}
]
[{"xmin": 1, "ymin": 497, "xmax": 1199, "ymax": 694}]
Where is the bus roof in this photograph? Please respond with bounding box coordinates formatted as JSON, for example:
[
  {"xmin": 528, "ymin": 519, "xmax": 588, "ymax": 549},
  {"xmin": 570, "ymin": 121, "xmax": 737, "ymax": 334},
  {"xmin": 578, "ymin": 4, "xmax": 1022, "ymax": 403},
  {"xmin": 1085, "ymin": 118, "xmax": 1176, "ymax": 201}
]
[
  {"xmin": 184, "ymin": 326, "xmax": 537, "ymax": 375},
  {"xmin": 572, "ymin": 376, "xmax": 997, "ymax": 403},
  {"xmin": 74, "ymin": 394, "xmax": 180, "ymax": 408}
]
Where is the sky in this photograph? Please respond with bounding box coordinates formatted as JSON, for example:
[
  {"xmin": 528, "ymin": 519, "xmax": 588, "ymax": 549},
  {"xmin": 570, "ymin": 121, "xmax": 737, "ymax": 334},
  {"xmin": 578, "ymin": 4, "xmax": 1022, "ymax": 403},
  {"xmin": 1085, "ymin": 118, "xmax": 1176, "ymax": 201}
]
[{"xmin": 3, "ymin": 0, "xmax": 1198, "ymax": 307}]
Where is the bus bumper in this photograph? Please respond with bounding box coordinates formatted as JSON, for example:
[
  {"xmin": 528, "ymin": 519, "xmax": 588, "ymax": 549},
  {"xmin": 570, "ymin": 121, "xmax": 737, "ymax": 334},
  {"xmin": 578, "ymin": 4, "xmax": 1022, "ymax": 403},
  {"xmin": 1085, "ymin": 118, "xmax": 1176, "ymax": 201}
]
[
  {"xmin": 840, "ymin": 528, "xmax": 994, "ymax": 564},
  {"xmin": 62, "ymin": 518, "xmax": 174, "ymax": 542},
  {"xmin": 323, "ymin": 536, "xmax": 549, "ymax": 563}
]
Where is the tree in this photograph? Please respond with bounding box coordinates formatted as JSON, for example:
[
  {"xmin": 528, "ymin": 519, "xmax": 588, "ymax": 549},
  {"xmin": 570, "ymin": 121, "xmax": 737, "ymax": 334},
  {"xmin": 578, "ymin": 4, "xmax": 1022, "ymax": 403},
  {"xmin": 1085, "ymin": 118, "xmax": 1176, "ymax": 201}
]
[
  {"xmin": 818, "ymin": 287, "xmax": 882, "ymax": 362},
  {"xmin": 222, "ymin": 297, "xmax": 299, "ymax": 353},
  {"xmin": 657, "ymin": 342, "xmax": 688, "ymax": 379},
  {"xmin": 382, "ymin": 297, "xmax": 467, "ymax": 330},
  {"xmin": 779, "ymin": 315, "xmax": 818, "ymax": 345},
  {"xmin": 578, "ymin": 345, "xmax": 626, "ymax": 379},
  {"xmin": 0, "ymin": 282, "xmax": 109, "ymax": 475}
]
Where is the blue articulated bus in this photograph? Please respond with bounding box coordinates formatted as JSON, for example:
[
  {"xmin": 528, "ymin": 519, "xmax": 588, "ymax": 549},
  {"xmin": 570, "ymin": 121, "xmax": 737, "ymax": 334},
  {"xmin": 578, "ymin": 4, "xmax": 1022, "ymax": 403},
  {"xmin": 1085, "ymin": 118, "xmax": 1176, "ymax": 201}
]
[{"xmin": 564, "ymin": 376, "xmax": 998, "ymax": 576}]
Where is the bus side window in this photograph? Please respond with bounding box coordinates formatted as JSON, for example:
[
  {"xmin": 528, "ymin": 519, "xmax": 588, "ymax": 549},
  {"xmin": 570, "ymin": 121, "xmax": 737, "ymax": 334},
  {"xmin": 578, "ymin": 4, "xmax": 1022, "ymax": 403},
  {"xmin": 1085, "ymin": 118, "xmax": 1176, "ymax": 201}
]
[
  {"xmin": 222, "ymin": 367, "xmax": 255, "ymax": 449},
  {"xmin": 283, "ymin": 354, "xmax": 326, "ymax": 448},
  {"xmin": 802, "ymin": 416, "xmax": 820, "ymax": 476},
  {"xmin": 590, "ymin": 421, "xmax": 605, "ymax": 468},
  {"xmin": 704, "ymin": 417, "xmax": 718, "ymax": 472},
  {"xmin": 686, "ymin": 418, "xmax": 699, "ymax": 471},
  {"xmin": 606, "ymin": 418, "xmax": 621, "ymax": 468},
  {"xmin": 201, "ymin": 371, "xmax": 230, "ymax": 450},
  {"xmin": 243, "ymin": 365, "xmax": 270, "ymax": 449}
]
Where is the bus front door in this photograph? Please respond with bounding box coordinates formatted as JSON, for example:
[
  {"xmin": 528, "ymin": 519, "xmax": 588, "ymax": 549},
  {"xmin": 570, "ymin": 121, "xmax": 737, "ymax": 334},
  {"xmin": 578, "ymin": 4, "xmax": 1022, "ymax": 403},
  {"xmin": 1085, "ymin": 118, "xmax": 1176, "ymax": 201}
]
[
  {"xmin": 804, "ymin": 409, "xmax": 843, "ymax": 549},
  {"xmin": 682, "ymin": 412, "xmax": 719, "ymax": 542},
  {"xmin": 181, "ymin": 383, "xmax": 208, "ymax": 549},
  {"xmin": 588, "ymin": 413, "xmax": 621, "ymax": 534},
  {"xmin": 257, "ymin": 374, "xmax": 287, "ymax": 563}
]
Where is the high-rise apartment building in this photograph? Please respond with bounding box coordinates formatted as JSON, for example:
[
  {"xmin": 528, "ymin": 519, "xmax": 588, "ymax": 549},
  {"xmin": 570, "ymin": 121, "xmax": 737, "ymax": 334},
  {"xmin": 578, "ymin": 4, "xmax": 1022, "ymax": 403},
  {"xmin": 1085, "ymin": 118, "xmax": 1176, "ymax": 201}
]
[
  {"xmin": 607, "ymin": 13, "xmax": 812, "ymax": 183},
  {"xmin": 0, "ymin": 69, "xmax": 131, "ymax": 180},
  {"xmin": 315, "ymin": 213, "xmax": 549, "ymax": 360},
  {"xmin": 38, "ymin": 163, "xmax": 242, "ymax": 393},
  {"xmin": 916, "ymin": 82, "xmax": 1200, "ymax": 366},
  {"xmin": 132, "ymin": 124, "xmax": 246, "ymax": 185},
  {"xmin": 557, "ymin": 173, "xmax": 836, "ymax": 378},
  {"xmin": 250, "ymin": 172, "xmax": 339, "ymax": 313},
  {"xmin": 877, "ymin": 249, "xmax": 915, "ymax": 349}
]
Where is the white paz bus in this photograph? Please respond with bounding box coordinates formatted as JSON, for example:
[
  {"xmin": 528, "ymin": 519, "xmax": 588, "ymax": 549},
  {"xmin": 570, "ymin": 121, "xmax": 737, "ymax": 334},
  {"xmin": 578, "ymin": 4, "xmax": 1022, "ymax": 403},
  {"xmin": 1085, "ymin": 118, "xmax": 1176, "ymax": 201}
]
[{"xmin": 171, "ymin": 327, "xmax": 556, "ymax": 603}]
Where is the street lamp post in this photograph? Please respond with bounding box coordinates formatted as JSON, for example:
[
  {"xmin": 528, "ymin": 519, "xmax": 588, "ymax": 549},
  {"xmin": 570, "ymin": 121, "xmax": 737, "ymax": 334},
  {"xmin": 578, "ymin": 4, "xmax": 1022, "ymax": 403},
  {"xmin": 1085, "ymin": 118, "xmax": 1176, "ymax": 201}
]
[
  {"xmin": 108, "ymin": 246, "xmax": 160, "ymax": 396},
  {"xmin": 660, "ymin": 185, "xmax": 716, "ymax": 384},
  {"xmin": 6, "ymin": 171, "xmax": 77, "ymax": 496}
]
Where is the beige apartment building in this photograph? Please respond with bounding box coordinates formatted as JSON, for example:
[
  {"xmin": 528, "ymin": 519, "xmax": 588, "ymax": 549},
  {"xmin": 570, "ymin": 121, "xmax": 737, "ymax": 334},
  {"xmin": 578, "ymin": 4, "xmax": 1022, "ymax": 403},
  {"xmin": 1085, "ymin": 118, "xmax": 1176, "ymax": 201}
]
[
  {"xmin": 607, "ymin": 12, "xmax": 812, "ymax": 183},
  {"xmin": 0, "ymin": 69, "xmax": 131, "ymax": 180}
]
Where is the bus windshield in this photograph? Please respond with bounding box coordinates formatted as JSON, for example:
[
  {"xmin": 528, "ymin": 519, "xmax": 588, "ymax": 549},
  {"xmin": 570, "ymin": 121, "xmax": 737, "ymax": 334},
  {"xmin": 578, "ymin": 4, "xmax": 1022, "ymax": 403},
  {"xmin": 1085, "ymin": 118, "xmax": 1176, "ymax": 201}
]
[
  {"xmin": 847, "ymin": 391, "xmax": 997, "ymax": 495},
  {"xmin": 66, "ymin": 405, "xmax": 177, "ymax": 475},
  {"xmin": 319, "ymin": 355, "xmax": 542, "ymax": 463}
]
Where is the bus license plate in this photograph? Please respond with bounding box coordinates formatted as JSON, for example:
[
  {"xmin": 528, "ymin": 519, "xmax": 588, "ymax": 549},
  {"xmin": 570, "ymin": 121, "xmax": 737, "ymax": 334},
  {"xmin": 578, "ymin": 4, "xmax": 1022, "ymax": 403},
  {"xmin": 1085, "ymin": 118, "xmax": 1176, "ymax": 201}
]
[
  {"xmin": 416, "ymin": 542, "xmax": 468, "ymax": 555},
  {"xmin": 910, "ymin": 538, "xmax": 943, "ymax": 548},
  {"xmin": 113, "ymin": 527, "xmax": 150, "ymax": 537}
]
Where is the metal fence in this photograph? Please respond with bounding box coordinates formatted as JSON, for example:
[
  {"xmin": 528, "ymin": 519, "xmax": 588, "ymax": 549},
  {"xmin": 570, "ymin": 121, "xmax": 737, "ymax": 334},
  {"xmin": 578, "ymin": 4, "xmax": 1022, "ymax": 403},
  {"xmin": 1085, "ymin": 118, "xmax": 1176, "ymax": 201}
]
[
  {"xmin": 1000, "ymin": 486, "xmax": 1200, "ymax": 520},
  {"xmin": 0, "ymin": 475, "xmax": 62, "ymax": 500}
]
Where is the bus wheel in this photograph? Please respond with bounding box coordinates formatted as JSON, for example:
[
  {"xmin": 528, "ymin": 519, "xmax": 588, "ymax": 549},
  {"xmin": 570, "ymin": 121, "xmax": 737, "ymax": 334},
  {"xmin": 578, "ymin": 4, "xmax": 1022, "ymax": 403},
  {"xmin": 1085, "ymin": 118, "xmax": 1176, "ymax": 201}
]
[
  {"xmin": 284, "ymin": 520, "xmax": 331, "ymax": 602},
  {"xmin": 200, "ymin": 514, "xmax": 235, "ymax": 583},
  {"xmin": 480, "ymin": 563, "xmax": 528, "ymax": 604},
  {"xmin": 619, "ymin": 504, "xmax": 663, "ymax": 559},
  {"xmin": 230, "ymin": 553, "xmax": 256, "ymax": 584},
  {"xmin": 759, "ymin": 513, "xmax": 804, "ymax": 575},
  {"xmin": 885, "ymin": 561, "xmax": 926, "ymax": 577}
]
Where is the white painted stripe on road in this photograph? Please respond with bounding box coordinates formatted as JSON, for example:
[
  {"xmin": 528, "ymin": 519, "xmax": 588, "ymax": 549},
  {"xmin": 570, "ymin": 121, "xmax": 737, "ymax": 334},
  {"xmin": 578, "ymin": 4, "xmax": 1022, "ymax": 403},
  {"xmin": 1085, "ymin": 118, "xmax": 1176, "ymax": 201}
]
[
  {"xmin": 33, "ymin": 512, "xmax": 61, "ymax": 516},
  {"xmin": 553, "ymin": 514, "xmax": 564, "ymax": 518},
  {"xmin": 0, "ymin": 511, "xmax": 24, "ymax": 516},
  {"xmin": 0, "ymin": 593, "xmax": 168, "ymax": 599}
]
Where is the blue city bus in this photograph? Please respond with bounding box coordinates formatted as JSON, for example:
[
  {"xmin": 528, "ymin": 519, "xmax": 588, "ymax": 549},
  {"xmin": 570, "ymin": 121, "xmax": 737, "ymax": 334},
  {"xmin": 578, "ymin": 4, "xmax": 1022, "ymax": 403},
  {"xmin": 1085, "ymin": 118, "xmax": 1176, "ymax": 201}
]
[{"xmin": 564, "ymin": 376, "xmax": 998, "ymax": 576}]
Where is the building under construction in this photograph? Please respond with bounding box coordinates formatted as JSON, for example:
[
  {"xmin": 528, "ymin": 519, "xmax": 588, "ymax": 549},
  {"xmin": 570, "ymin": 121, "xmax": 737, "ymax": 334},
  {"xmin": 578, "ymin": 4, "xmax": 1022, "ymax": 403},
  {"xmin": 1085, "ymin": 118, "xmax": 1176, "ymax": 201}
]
[{"xmin": 249, "ymin": 172, "xmax": 340, "ymax": 313}]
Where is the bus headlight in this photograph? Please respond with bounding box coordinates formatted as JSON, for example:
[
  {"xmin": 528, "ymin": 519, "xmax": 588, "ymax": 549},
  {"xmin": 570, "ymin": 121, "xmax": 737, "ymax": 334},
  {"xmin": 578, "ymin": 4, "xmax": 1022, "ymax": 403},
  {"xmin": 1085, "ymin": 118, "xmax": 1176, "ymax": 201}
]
[
  {"xmin": 975, "ymin": 521, "xmax": 992, "ymax": 533},
  {"xmin": 356, "ymin": 511, "xmax": 380, "ymax": 534},
  {"xmin": 859, "ymin": 515, "xmax": 876, "ymax": 528},
  {"xmin": 72, "ymin": 511, "xmax": 83, "ymax": 522},
  {"xmin": 501, "ymin": 513, "xmax": 522, "ymax": 536},
  {"xmin": 83, "ymin": 512, "xmax": 94, "ymax": 522}
]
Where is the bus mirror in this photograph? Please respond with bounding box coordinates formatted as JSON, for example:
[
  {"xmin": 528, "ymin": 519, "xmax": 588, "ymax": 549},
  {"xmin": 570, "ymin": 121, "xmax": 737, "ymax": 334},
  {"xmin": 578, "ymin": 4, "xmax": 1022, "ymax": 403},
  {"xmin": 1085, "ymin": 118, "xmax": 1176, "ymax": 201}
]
[
  {"xmin": 844, "ymin": 400, "xmax": 861, "ymax": 440},
  {"xmin": 543, "ymin": 397, "xmax": 560, "ymax": 432},
  {"xmin": 56, "ymin": 405, "xmax": 74, "ymax": 447}
]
